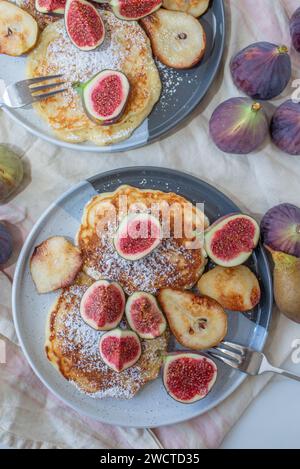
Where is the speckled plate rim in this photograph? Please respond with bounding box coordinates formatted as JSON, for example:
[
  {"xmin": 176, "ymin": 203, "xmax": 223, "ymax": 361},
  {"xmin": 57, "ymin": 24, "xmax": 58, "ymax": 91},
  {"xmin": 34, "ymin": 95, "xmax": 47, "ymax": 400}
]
[
  {"xmin": 12, "ymin": 167, "xmax": 273, "ymax": 428},
  {"xmin": 3, "ymin": 0, "xmax": 225, "ymax": 153}
]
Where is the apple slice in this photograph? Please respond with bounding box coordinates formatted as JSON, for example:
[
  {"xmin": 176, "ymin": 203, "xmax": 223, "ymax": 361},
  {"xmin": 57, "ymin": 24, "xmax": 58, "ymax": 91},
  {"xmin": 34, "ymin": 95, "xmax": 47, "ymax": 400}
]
[
  {"xmin": 158, "ymin": 288, "xmax": 228, "ymax": 350},
  {"xmin": 30, "ymin": 236, "xmax": 82, "ymax": 294},
  {"xmin": 162, "ymin": 0, "xmax": 209, "ymax": 18},
  {"xmin": 0, "ymin": 1, "xmax": 38, "ymax": 56},
  {"xmin": 140, "ymin": 9, "xmax": 206, "ymax": 69}
]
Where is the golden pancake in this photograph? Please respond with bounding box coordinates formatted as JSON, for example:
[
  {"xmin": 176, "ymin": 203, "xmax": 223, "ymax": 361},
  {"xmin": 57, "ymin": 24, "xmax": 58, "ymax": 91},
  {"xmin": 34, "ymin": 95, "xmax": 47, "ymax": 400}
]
[
  {"xmin": 26, "ymin": 11, "xmax": 162, "ymax": 145},
  {"xmin": 77, "ymin": 185, "xmax": 209, "ymax": 295},
  {"xmin": 46, "ymin": 272, "xmax": 169, "ymax": 398}
]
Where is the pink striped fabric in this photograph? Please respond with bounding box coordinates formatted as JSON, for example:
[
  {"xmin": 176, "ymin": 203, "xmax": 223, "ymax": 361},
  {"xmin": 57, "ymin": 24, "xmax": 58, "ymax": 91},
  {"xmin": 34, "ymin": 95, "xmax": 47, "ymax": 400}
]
[{"xmin": 1, "ymin": 0, "xmax": 300, "ymax": 449}]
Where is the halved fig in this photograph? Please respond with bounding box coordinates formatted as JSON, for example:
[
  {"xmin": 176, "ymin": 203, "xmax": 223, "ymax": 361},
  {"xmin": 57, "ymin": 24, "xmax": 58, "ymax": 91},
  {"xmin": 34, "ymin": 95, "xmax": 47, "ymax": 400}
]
[
  {"xmin": 114, "ymin": 213, "xmax": 162, "ymax": 261},
  {"xmin": 65, "ymin": 0, "xmax": 105, "ymax": 51},
  {"xmin": 99, "ymin": 328, "xmax": 142, "ymax": 372},
  {"xmin": 76, "ymin": 70, "xmax": 130, "ymax": 125},
  {"xmin": 0, "ymin": 1, "xmax": 38, "ymax": 56},
  {"xmin": 125, "ymin": 292, "xmax": 166, "ymax": 339},
  {"xmin": 80, "ymin": 279, "xmax": 125, "ymax": 331},
  {"xmin": 158, "ymin": 288, "xmax": 227, "ymax": 350},
  {"xmin": 111, "ymin": 0, "xmax": 162, "ymax": 21},
  {"xmin": 163, "ymin": 353, "xmax": 217, "ymax": 403},
  {"xmin": 35, "ymin": 0, "xmax": 66, "ymax": 14},
  {"xmin": 205, "ymin": 214, "xmax": 260, "ymax": 267},
  {"xmin": 30, "ymin": 236, "xmax": 82, "ymax": 294}
]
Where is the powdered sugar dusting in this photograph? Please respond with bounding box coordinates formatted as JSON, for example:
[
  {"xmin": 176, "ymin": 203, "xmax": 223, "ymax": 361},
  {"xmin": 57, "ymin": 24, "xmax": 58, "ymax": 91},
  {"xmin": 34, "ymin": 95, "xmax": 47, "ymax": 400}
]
[
  {"xmin": 84, "ymin": 224, "xmax": 198, "ymax": 295},
  {"xmin": 45, "ymin": 13, "xmax": 147, "ymax": 105},
  {"xmin": 52, "ymin": 282, "xmax": 168, "ymax": 399}
]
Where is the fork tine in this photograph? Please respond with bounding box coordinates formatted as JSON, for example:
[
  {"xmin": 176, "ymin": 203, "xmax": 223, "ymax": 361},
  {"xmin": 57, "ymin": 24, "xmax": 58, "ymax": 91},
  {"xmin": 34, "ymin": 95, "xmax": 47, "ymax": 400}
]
[
  {"xmin": 214, "ymin": 346, "xmax": 243, "ymax": 363},
  {"xmin": 19, "ymin": 75, "xmax": 64, "ymax": 86},
  {"xmin": 32, "ymin": 88, "xmax": 67, "ymax": 102},
  {"xmin": 30, "ymin": 82, "xmax": 66, "ymax": 93},
  {"xmin": 222, "ymin": 341, "xmax": 246, "ymax": 354},
  {"xmin": 208, "ymin": 352, "xmax": 239, "ymax": 369}
]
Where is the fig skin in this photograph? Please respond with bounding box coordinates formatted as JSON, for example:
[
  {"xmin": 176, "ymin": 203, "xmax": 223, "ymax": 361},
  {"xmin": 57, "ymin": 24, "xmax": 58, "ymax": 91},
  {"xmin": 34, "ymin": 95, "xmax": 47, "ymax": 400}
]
[
  {"xmin": 261, "ymin": 203, "xmax": 300, "ymax": 258},
  {"xmin": 267, "ymin": 248, "xmax": 300, "ymax": 324},
  {"xmin": 209, "ymin": 98, "xmax": 268, "ymax": 155},
  {"xmin": 230, "ymin": 42, "xmax": 291, "ymax": 100},
  {"xmin": 271, "ymin": 100, "xmax": 300, "ymax": 155},
  {"xmin": 290, "ymin": 8, "xmax": 300, "ymax": 53},
  {"xmin": 0, "ymin": 223, "xmax": 13, "ymax": 264}
]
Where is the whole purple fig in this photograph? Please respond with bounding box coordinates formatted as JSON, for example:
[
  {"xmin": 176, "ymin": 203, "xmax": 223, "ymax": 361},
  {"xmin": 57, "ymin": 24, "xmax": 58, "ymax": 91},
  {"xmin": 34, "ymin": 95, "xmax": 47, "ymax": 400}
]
[
  {"xmin": 261, "ymin": 203, "xmax": 300, "ymax": 257},
  {"xmin": 290, "ymin": 7, "xmax": 300, "ymax": 52},
  {"xmin": 271, "ymin": 100, "xmax": 300, "ymax": 155},
  {"xmin": 209, "ymin": 97, "xmax": 269, "ymax": 154},
  {"xmin": 230, "ymin": 42, "xmax": 291, "ymax": 100}
]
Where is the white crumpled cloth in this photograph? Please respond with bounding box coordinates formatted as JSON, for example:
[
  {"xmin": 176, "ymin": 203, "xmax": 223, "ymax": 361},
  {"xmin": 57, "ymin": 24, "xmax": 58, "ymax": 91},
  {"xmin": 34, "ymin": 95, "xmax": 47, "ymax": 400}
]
[{"xmin": 1, "ymin": 0, "xmax": 300, "ymax": 449}]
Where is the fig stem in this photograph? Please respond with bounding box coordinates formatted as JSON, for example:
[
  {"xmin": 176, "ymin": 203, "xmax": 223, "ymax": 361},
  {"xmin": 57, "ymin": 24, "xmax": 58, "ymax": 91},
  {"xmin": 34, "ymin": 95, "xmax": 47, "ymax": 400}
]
[
  {"xmin": 251, "ymin": 102, "xmax": 262, "ymax": 112},
  {"xmin": 72, "ymin": 81, "xmax": 84, "ymax": 96},
  {"xmin": 278, "ymin": 45, "xmax": 288, "ymax": 54}
]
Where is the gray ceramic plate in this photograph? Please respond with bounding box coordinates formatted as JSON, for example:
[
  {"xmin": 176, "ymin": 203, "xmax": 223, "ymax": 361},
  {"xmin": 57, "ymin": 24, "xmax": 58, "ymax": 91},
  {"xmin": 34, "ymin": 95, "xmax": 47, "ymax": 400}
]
[
  {"xmin": 12, "ymin": 167, "xmax": 273, "ymax": 428},
  {"xmin": 1, "ymin": 1, "xmax": 225, "ymax": 152}
]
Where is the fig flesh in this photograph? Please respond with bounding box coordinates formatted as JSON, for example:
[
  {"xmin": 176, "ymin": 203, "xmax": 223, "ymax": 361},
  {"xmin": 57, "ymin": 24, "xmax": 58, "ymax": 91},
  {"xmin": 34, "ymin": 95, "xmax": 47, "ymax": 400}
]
[
  {"xmin": 65, "ymin": 0, "xmax": 105, "ymax": 51},
  {"xmin": 267, "ymin": 248, "xmax": 300, "ymax": 324},
  {"xmin": 114, "ymin": 213, "xmax": 162, "ymax": 261},
  {"xmin": 0, "ymin": 223, "xmax": 13, "ymax": 264},
  {"xmin": 290, "ymin": 8, "xmax": 300, "ymax": 53},
  {"xmin": 125, "ymin": 292, "xmax": 166, "ymax": 339},
  {"xmin": 204, "ymin": 214, "xmax": 260, "ymax": 267},
  {"xmin": 99, "ymin": 328, "xmax": 142, "ymax": 372},
  {"xmin": 76, "ymin": 70, "xmax": 130, "ymax": 125},
  {"xmin": 80, "ymin": 280, "xmax": 125, "ymax": 331},
  {"xmin": 271, "ymin": 100, "xmax": 300, "ymax": 155},
  {"xmin": 163, "ymin": 353, "xmax": 217, "ymax": 403},
  {"xmin": 209, "ymin": 98, "xmax": 269, "ymax": 154},
  {"xmin": 261, "ymin": 204, "xmax": 300, "ymax": 258},
  {"xmin": 35, "ymin": 0, "xmax": 66, "ymax": 14},
  {"xmin": 0, "ymin": 145, "xmax": 24, "ymax": 201},
  {"xmin": 230, "ymin": 42, "xmax": 291, "ymax": 100},
  {"xmin": 111, "ymin": 0, "xmax": 162, "ymax": 20}
]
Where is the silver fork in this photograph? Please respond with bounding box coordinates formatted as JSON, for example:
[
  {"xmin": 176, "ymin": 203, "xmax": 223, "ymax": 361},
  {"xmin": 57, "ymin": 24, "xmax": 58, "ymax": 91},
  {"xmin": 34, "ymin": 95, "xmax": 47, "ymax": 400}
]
[
  {"xmin": 0, "ymin": 75, "xmax": 67, "ymax": 109},
  {"xmin": 208, "ymin": 341, "xmax": 300, "ymax": 382}
]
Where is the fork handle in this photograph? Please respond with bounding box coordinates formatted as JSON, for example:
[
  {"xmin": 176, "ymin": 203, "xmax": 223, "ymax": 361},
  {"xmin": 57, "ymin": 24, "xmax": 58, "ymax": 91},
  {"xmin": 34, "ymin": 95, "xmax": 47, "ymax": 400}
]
[{"xmin": 263, "ymin": 363, "xmax": 300, "ymax": 382}]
